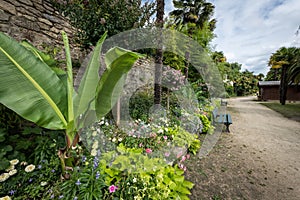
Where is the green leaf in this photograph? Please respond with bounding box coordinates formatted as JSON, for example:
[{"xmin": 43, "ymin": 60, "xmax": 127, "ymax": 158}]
[
  {"xmin": 21, "ymin": 40, "xmax": 57, "ymax": 68},
  {"xmin": 0, "ymin": 32, "xmax": 68, "ymax": 129},
  {"xmin": 182, "ymin": 180, "xmax": 194, "ymax": 189},
  {"xmin": 95, "ymin": 47, "xmax": 142, "ymax": 119},
  {"xmin": 73, "ymin": 32, "xmax": 107, "ymax": 127},
  {"xmin": 62, "ymin": 31, "xmax": 74, "ymax": 124}
]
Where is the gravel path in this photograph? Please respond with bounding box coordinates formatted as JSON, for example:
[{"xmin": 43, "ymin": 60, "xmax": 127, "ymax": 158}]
[{"xmin": 186, "ymin": 96, "xmax": 300, "ymax": 200}]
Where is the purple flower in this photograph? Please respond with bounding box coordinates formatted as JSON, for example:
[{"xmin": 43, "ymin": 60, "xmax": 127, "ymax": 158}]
[
  {"xmin": 81, "ymin": 156, "xmax": 86, "ymax": 162},
  {"xmin": 75, "ymin": 179, "xmax": 81, "ymax": 186},
  {"xmin": 38, "ymin": 165, "xmax": 42, "ymax": 169},
  {"xmin": 50, "ymin": 194, "xmax": 54, "ymax": 199},
  {"xmin": 74, "ymin": 197, "xmax": 78, "ymax": 200},
  {"xmin": 59, "ymin": 195, "xmax": 64, "ymax": 199},
  {"xmin": 93, "ymin": 157, "xmax": 99, "ymax": 169},
  {"xmin": 51, "ymin": 169, "xmax": 55, "ymax": 173},
  {"xmin": 95, "ymin": 171, "xmax": 100, "ymax": 179},
  {"xmin": 29, "ymin": 178, "xmax": 33, "ymax": 183},
  {"xmin": 109, "ymin": 185, "xmax": 118, "ymax": 193},
  {"xmin": 9, "ymin": 190, "xmax": 16, "ymax": 195}
]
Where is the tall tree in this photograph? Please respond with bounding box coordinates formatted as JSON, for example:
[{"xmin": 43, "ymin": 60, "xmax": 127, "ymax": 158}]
[
  {"xmin": 288, "ymin": 49, "xmax": 300, "ymax": 84},
  {"xmin": 169, "ymin": 0, "xmax": 215, "ymax": 78},
  {"xmin": 170, "ymin": 0, "xmax": 215, "ymax": 30},
  {"xmin": 52, "ymin": 0, "xmax": 155, "ymax": 48},
  {"xmin": 154, "ymin": 0, "xmax": 165, "ymax": 105},
  {"xmin": 268, "ymin": 47, "xmax": 298, "ymax": 105}
]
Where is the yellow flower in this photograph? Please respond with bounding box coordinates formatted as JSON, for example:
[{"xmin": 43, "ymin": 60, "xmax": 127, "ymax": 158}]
[
  {"xmin": 9, "ymin": 159, "xmax": 19, "ymax": 166},
  {"xmin": 8, "ymin": 169, "xmax": 17, "ymax": 176},
  {"xmin": 25, "ymin": 164, "xmax": 35, "ymax": 172},
  {"xmin": 0, "ymin": 196, "xmax": 12, "ymax": 200},
  {"xmin": 0, "ymin": 173, "xmax": 10, "ymax": 182}
]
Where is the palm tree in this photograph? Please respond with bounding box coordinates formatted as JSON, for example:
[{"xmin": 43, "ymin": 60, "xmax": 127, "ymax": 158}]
[
  {"xmin": 169, "ymin": 0, "xmax": 215, "ymax": 78},
  {"xmin": 268, "ymin": 47, "xmax": 298, "ymax": 105},
  {"xmin": 170, "ymin": 0, "xmax": 215, "ymax": 29},
  {"xmin": 287, "ymin": 48, "xmax": 300, "ymax": 84}
]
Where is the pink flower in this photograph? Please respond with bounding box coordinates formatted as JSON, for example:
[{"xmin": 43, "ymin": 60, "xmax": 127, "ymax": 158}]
[
  {"xmin": 176, "ymin": 151, "xmax": 183, "ymax": 158},
  {"xmin": 139, "ymin": 143, "xmax": 143, "ymax": 147},
  {"xmin": 109, "ymin": 185, "xmax": 118, "ymax": 193},
  {"xmin": 179, "ymin": 164, "xmax": 187, "ymax": 171},
  {"xmin": 181, "ymin": 156, "xmax": 186, "ymax": 162},
  {"xmin": 164, "ymin": 152, "xmax": 170, "ymax": 157},
  {"xmin": 186, "ymin": 154, "xmax": 190, "ymax": 159},
  {"xmin": 163, "ymin": 136, "xmax": 168, "ymax": 140},
  {"xmin": 145, "ymin": 148, "xmax": 152, "ymax": 154}
]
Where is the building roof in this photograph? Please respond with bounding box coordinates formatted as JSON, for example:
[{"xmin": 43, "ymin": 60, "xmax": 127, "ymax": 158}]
[{"xmin": 258, "ymin": 81, "xmax": 280, "ymax": 86}]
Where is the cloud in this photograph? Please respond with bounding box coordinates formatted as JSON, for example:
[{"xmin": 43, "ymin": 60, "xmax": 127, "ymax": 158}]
[{"xmin": 210, "ymin": 0, "xmax": 300, "ymax": 75}]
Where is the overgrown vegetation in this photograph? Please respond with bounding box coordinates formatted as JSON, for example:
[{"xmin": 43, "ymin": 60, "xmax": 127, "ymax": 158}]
[{"xmin": 0, "ymin": 0, "xmax": 274, "ymax": 199}]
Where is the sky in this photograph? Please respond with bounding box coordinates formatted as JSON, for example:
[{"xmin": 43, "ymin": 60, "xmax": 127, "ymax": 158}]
[{"xmin": 162, "ymin": 0, "xmax": 300, "ymax": 75}]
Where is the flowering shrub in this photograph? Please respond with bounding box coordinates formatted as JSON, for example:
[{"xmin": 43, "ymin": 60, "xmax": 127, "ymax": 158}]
[
  {"xmin": 198, "ymin": 114, "xmax": 214, "ymax": 134},
  {"xmin": 59, "ymin": 143, "xmax": 194, "ymax": 200},
  {"xmin": 0, "ymin": 157, "xmax": 61, "ymax": 199}
]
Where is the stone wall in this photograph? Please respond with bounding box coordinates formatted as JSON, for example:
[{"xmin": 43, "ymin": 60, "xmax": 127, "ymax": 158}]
[{"xmin": 0, "ymin": 0, "xmax": 84, "ymax": 61}]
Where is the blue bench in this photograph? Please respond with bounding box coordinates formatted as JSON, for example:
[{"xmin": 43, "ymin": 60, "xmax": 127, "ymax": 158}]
[{"xmin": 212, "ymin": 108, "xmax": 232, "ymax": 132}]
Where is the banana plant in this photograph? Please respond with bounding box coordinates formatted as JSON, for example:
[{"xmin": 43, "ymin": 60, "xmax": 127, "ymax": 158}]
[{"xmin": 0, "ymin": 31, "xmax": 142, "ymax": 174}]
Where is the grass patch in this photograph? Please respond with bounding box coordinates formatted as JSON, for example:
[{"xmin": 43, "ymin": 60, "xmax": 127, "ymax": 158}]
[{"xmin": 260, "ymin": 102, "xmax": 300, "ymax": 122}]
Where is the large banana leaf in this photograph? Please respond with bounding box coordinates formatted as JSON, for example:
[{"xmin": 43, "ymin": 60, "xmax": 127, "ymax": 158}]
[
  {"xmin": 95, "ymin": 47, "xmax": 142, "ymax": 119},
  {"xmin": 73, "ymin": 32, "xmax": 107, "ymax": 124},
  {"xmin": 0, "ymin": 32, "xmax": 68, "ymax": 129}
]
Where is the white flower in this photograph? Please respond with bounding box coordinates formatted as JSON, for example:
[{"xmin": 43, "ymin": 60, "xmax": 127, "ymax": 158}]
[
  {"xmin": 0, "ymin": 196, "xmax": 12, "ymax": 200},
  {"xmin": 0, "ymin": 173, "xmax": 10, "ymax": 182},
  {"xmin": 92, "ymin": 131, "xmax": 97, "ymax": 137},
  {"xmin": 20, "ymin": 161, "xmax": 28, "ymax": 166},
  {"xmin": 92, "ymin": 141, "xmax": 99, "ymax": 149},
  {"xmin": 105, "ymin": 122, "xmax": 109, "ymax": 126},
  {"xmin": 25, "ymin": 164, "xmax": 35, "ymax": 172},
  {"xmin": 158, "ymin": 129, "xmax": 163, "ymax": 134},
  {"xmin": 133, "ymin": 177, "xmax": 137, "ymax": 183},
  {"xmin": 91, "ymin": 149, "xmax": 97, "ymax": 156},
  {"xmin": 10, "ymin": 159, "xmax": 19, "ymax": 166},
  {"xmin": 118, "ymin": 138, "xmax": 123, "ymax": 142},
  {"xmin": 40, "ymin": 181, "xmax": 48, "ymax": 186},
  {"xmin": 8, "ymin": 169, "xmax": 17, "ymax": 176},
  {"xmin": 112, "ymin": 138, "xmax": 116, "ymax": 142}
]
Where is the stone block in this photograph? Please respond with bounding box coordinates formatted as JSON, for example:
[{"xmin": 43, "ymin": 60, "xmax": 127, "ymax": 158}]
[
  {"xmin": 0, "ymin": 24, "xmax": 10, "ymax": 32},
  {"xmin": 37, "ymin": 22, "xmax": 50, "ymax": 30},
  {"xmin": 0, "ymin": 1, "xmax": 16, "ymax": 15},
  {"xmin": 16, "ymin": 5, "xmax": 41, "ymax": 17},
  {"xmin": 11, "ymin": 15, "xmax": 41, "ymax": 32},
  {"xmin": 18, "ymin": 0, "xmax": 33, "ymax": 6},
  {"xmin": 0, "ymin": 10, "xmax": 10, "ymax": 21},
  {"xmin": 38, "ymin": 18, "xmax": 53, "ymax": 26}
]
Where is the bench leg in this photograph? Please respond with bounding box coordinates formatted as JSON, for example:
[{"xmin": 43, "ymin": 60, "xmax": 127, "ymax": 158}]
[{"xmin": 225, "ymin": 123, "xmax": 230, "ymax": 133}]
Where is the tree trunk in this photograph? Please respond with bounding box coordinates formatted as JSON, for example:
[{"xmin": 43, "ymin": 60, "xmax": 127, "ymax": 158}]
[
  {"xmin": 280, "ymin": 65, "xmax": 288, "ymax": 105},
  {"xmin": 154, "ymin": 0, "xmax": 164, "ymax": 105}
]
